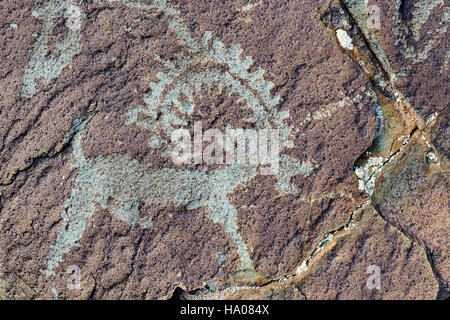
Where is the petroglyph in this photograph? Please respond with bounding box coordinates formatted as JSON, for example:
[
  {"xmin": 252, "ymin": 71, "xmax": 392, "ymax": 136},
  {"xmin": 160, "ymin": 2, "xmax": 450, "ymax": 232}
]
[
  {"xmin": 43, "ymin": 0, "xmax": 313, "ymax": 276},
  {"xmin": 344, "ymin": 0, "xmax": 448, "ymax": 82},
  {"xmin": 392, "ymin": 0, "xmax": 448, "ymax": 72},
  {"xmin": 22, "ymin": 0, "xmax": 84, "ymax": 98},
  {"xmin": 0, "ymin": 0, "xmax": 443, "ymax": 300},
  {"xmin": 43, "ymin": 128, "xmax": 313, "ymax": 276}
]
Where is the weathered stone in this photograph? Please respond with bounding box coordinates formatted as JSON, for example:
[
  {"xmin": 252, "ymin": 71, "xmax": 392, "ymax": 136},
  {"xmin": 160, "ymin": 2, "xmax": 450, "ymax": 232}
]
[
  {"xmin": 183, "ymin": 205, "xmax": 439, "ymax": 300},
  {"xmin": 430, "ymin": 107, "xmax": 449, "ymax": 167},
  {"xmin": 0, "ymin": 0, "xmax": 446, "ymax": 301},
  {"xmin": 372, "ymin": 133, "xmax": 449, "ymax": 298},
  {"xmin": 293, "ymin": 205, "xmax": 439, "ymax": 299},
  {"xmin": 0, "ymin": 0, "xmax": 377, "ymax": 299},
  {"xmin": 183, "ymin": 284, "xmax": 306, "ymax": 300},
  {"xmin": 226, "ymin": 286, "xmax": 306, "ymax": 300},
  {"xmin": 344, "ymin": 0, "xmax": 449, "ymax": 123}
]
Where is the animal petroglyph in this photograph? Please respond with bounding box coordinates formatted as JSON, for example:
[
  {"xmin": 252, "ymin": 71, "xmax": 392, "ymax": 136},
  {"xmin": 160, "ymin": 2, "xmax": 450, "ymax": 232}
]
[
  {"xmin": 40, "ymin": 0, "xmax": 314, "ymax": 276},
  {"xmin": 22, "ymin": 0, "xmax": 84, "ymax": 98},
  {"xmin": 43, "ymin": 128, "xmax": 313, "ymax": 276},
  {"xmin": 393, "ymin": 0, "xmax": 449, "ymax": 68}
]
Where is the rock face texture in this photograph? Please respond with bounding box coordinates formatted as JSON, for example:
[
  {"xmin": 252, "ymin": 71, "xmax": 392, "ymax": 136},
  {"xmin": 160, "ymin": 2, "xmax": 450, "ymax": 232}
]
[
  {"xmin": 345, "ymin": 0, "xmax": 449, "ymax": 123},
  {"xmin": 0, "ymin": 0, "xmax": 447, "ymax": 300},
  {"xmin": 372, "ymin": 133, "xmax": 449, "ymax": 298}
]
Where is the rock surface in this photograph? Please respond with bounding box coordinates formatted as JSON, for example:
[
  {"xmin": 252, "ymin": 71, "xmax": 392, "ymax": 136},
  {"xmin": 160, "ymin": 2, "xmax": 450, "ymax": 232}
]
[
  {"xmin": 344, "ymin": 0, "xmax": 449, "ymax": 123},
  {"xmin": 185, "ymin": 205, "xmax": 438, "ymax": 300},
  {"xmin": 0, "ymin": 0, "xmax": 448, "ymax": 300}
]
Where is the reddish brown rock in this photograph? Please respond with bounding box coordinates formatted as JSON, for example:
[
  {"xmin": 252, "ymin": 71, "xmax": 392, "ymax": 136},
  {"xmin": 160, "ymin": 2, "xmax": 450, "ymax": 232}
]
[
  {"xmin": 372, "ymin": 133, "xmax": 449, "ymax": 298},
  {"xmin": 430, "ymin": 107, "xmax": 449, "ymax": 167},
  {"xmin": 344, "ymin": 0, "xmax": 449, "ymax": 122},
  {"xmin": 0, "ymin": 0, "xmax": 445, "ymax": 301},
  {"xmin": 183, "ymin": 284, "xmax": 306, "ymax": 300},
  {"xmin": 293, "ymin": 205, "xmax": 439, "ymax": 300},
  {"xmin": 0, "ymin": 0, "xmax": 377, "ymax": 299},
  {"xmin": 182, "ymin": 205, "xmax": 439, "ymax": 300}
]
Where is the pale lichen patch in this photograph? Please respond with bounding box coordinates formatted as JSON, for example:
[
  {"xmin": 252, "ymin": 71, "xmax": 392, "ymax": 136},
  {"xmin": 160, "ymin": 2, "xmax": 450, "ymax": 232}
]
[
  {"xmin": 336, "ymin": 29, "xmax": 354, "ymax": 50},
  {"xmin": 241, "ymin": 2, "xmax": 261, "ymax": 12}
]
